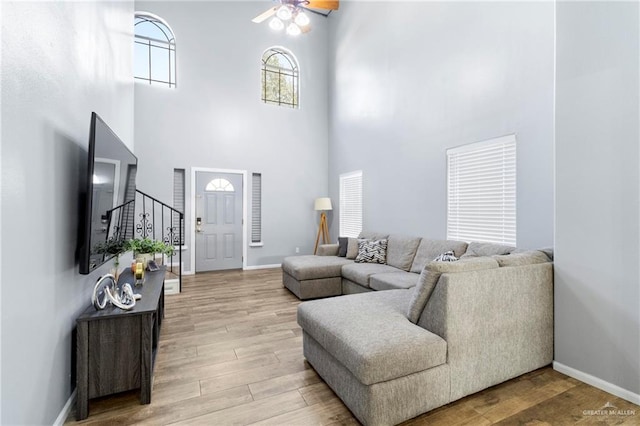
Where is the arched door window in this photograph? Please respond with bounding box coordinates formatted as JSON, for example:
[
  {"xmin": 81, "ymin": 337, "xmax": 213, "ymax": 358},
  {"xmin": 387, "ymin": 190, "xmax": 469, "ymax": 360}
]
[
  {"xmin": 134, "ymin": 12, "xmax": 176, "ymax": 87},
  {"xmin": 261, "ymin": 47, "xmax": 299, "ymax": 108},
  {"xmin": 205, "ymin": 178, "xmax": 235, "ymax": 192}
]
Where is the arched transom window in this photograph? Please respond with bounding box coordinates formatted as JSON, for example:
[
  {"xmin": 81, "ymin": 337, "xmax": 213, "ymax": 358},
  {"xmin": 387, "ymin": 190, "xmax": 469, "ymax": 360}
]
[
  {"xmin": 134, "ymin": 12, "xmax": 176, "ymax": 88},
  {"xmin": 261, "ymin": 47, "xmax": 299, "ymax": 108},
  {"xmin": 206, "ymin": 178, "xmax": 235, "ymax": 192}
]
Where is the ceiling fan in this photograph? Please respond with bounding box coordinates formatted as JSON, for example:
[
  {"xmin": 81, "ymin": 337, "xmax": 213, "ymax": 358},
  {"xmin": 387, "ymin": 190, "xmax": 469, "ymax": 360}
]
[{"xmin": 252, "ymin": 0, "xmax": 340, "ymax": 36}]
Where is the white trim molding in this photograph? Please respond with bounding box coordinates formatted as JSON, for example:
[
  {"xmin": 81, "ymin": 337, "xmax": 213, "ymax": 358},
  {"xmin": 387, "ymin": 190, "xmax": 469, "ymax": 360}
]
[
  {"xmin": 190, "ymin": 167, "xmax": 248, "ymax": 273},
  {"xmin": 553, "ymin": 361, "xmax": 640, "ymax": 405},
  {"xmin": 53, "ymin": 389, "xmax": 76, "ymax": 426},
  {"xmin": 244, "ymin": 263, "xmax": 281, "ymax": 271}
]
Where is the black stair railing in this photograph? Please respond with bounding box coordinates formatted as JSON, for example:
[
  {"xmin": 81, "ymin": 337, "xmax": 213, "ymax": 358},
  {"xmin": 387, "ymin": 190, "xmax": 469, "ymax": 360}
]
[{"xmin": 134, "ymin": 189, "xmax": 184, "ymax": 292}]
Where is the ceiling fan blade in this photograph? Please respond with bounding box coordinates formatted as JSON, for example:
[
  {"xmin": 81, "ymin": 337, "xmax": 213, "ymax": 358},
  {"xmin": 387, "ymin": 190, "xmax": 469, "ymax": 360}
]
[
  {"xmin": 306, "ymin": 0, "xmax": 339, "ymax": 10},
  {"xmin": 252, "ymin": 6, "xmax": 277, "ymax": 23}
]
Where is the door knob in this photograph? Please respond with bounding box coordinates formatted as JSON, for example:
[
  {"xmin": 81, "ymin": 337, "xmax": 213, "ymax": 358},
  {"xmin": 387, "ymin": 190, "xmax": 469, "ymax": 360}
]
[{"xmin": 196, "ymin": 217, "xmax": 202, "ymax": 233}]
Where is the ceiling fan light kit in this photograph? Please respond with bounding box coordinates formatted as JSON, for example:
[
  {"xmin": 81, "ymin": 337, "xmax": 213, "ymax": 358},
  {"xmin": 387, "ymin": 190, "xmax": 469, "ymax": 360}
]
[
  {"xmin": 276, "ymin": 5, "xmax": 293, "ymax": 20},
  {"xmin": 269, "ymin": 17, "xmax": 284, "ymax": 31},
  {"xmin": 294, "ymin": 11, "xmax": 310, "ymax": 27},
  {"xmin": 286, "ymin": 22, "xmax": 302, "ymax": 36},
  {"xmin": 252, "ymin": 0, "xmax": 339, "ymax": 36}
]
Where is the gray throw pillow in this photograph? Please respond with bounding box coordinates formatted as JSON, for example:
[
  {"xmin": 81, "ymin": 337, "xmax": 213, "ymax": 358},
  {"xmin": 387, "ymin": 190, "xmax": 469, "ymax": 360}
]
[
  {"xmin": 337, "ymin": 237, "xmax": 348, "ymax": 257},
  {"xmin": 355, "ymin": 239, "xmax": 388, "ymax": 264},
  {"xmin": 346, "ymin": 238, "xmax": 360, "ymax": 259},
  {"xmin": 406, "ymin": 257, "xmax": 499, "ymax": 323}
]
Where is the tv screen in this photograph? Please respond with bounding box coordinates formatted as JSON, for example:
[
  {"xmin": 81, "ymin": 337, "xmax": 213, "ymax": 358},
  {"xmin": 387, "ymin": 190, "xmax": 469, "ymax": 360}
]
[{"xmin": 79, "ymin": 112, "xmax": 137, "ymax": 274}]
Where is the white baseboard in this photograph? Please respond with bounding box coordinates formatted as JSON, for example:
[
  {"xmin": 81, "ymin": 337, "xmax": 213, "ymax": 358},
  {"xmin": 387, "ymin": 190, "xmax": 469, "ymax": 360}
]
[
  {"xmin": 53, "ymin": 389, "xmax": 76, "ymax": 426},
  {"xmin": 165, "ymin": 261, "xmax": 194, "ymax": 275},
  {"xmin": 553, "ymin": 361, "xmax": 640, "ymax": 405},
  {"xmin": 243, "ymin": 263, "xmax": 282, "ymax": 271},
  {"xmin": 164, "ymin": 278, "xmax": 180, "ymax": 295}
]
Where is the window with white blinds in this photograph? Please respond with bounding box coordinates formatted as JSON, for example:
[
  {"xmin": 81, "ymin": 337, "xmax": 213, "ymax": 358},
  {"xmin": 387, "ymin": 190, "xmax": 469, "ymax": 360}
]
[
  {"xmin": 339, "ymin": 170, "xmax": 363, "ymax": 238},
  {"xmin": 447, "ymin": 135, "xmax": 516, "ymax": 246},
  {"xmin": 251, "ymin": 173, "xmax": 262, "ymax": 244},
  {"xmin": 173, "ymin": 169, "xmax": 185, "ymax": 245}
]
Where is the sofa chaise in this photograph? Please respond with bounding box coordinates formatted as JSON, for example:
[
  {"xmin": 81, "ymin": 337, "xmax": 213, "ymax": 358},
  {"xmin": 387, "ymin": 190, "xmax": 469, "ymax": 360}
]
[{"xmin": 288, "ymin": 232, "xmax": 554, "ymax": 425}]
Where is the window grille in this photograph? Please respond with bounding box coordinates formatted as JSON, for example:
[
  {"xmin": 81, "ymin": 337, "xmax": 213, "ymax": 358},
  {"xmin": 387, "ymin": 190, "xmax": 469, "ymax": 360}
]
[
  {"xmin": 447, "ymin": 135, "xmax": 516, "ymax": 245},
  {"xmin": 134, "ymin": 13, "xmax": 176, "ymax": 88},
  {"xmin": 251, "ymin": 173, "xmax": 262, "ymax": 244},
  {"xmin": 261, "ymin": 47, "xmax": 299, "ymax": 108},
  {"xmin": 172, "ymin": 168, "xmax": 185, "ymax": 245},
  {"xmin": 339, "ymin": 171, "xmax": 363, "ymax": 238}
]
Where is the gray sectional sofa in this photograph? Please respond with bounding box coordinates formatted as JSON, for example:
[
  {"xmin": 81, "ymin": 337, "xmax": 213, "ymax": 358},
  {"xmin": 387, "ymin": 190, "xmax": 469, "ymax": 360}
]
[
  {"xmin": 283, "ymin": 232, "xmax": 554, "ymax": 425},
  {"xmin": 282, "ymin": 232, "xmax": 504, "ymax": 300},
  {"xmin": 282, "ymin": 232, "xmax": 471, "ymax": 299}
]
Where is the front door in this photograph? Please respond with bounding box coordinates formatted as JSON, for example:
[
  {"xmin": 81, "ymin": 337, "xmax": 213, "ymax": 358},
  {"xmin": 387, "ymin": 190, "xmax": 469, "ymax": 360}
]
[{"xmin": 195, "ymin": 171, "xmax": 243, "ymax": 272}]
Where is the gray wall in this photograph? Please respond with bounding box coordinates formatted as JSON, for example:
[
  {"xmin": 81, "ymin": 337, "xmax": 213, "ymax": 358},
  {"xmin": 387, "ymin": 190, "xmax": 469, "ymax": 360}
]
[
  {"xmin": 133, "ymin": 1, "xmax": 329, "ymax": 270},
  {"xmin": 327, "ymin": 1, "xmax": 554, "ymax": 248},
  {"xmin": 555, "ymin": 1, "xmax": 640, "ymax": 398},
  {"xmin": 1, "ymin": 1, "xmax": 134, "ymax": 423}
]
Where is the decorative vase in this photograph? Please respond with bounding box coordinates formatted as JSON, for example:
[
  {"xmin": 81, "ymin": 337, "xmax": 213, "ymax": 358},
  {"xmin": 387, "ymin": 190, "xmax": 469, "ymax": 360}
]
[
  {"xmin": 135, "ymin": 252, "xmax": 155, "ymax": 269},
  {"xmin": 111, "ymin": 255, "xmax": 121, "ymax": 281}
]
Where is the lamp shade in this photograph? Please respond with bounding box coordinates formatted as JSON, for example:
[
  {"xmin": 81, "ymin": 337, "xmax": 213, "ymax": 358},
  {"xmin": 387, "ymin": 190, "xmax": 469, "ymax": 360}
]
[{"xmin": 314, "ymin": 197, "xmax": 333, "ymax": 211}]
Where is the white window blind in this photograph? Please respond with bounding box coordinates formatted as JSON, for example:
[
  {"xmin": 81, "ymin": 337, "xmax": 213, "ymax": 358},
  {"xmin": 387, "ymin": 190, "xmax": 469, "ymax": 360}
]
[
  {"xmin": 447, "ymin": 135, "xmax": 516, "ymax": 246},
  {"xmin": 173, "ymin": 168, "xmax": 185, "ymax": 245},
  {"xmin": 251, "ymin": 173, "xmax": 262, "ymax": 243},
  {"xmin": 339, "ymin": 171, "xmax": 363, "ymax": 238}
]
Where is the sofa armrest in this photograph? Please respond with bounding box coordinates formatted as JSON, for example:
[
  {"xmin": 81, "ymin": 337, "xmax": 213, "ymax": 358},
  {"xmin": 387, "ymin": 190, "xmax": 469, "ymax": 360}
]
[
  {"xmin": 317, "ymin": 244, "xmax": 339, "ymax": 256},
  {"xmin": 418, "ymin": 263, "xmax": 553, "ymax": 400}
]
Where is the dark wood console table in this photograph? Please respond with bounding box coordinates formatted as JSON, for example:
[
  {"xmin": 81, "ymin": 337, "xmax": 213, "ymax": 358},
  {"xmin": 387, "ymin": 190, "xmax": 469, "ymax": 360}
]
[{"xmin": 76, "ymin": 268, "xmax": 165, "ymax": 420}]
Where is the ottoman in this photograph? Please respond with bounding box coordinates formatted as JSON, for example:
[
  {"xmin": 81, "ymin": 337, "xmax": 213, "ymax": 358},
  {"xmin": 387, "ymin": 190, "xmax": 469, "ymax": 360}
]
[{"xmin": 281, "ymin": 255, "xmax": 352, "ymax": 300}]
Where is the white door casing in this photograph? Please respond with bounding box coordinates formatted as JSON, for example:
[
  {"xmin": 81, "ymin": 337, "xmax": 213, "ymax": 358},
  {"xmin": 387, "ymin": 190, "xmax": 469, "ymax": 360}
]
[
  {"xmin": 194, "ymin": 172, "xmax": 243, "ymax": 271},
  {"xmin": 190, "ymin": 167, "xmax": 248, "ymax": 272}
]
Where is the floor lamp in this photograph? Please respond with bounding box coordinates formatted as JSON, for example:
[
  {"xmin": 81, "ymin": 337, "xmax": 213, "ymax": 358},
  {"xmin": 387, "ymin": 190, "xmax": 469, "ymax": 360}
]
[{"xmin": 314, "ymin": 197, "xmax": 332, "ymax": 255}]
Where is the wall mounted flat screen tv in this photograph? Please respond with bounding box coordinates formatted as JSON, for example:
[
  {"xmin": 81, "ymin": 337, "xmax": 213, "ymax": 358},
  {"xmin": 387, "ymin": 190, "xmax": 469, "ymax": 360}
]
[{"xmin": 79, "ymin": 112, "xmax": 137, "ymax": 274}]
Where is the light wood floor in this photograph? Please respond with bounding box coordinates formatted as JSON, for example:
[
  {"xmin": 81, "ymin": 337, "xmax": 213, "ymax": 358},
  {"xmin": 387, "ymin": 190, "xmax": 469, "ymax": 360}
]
[{"xmin": 67, "ymin": 268, "xmax": 639, "ymax": 425}]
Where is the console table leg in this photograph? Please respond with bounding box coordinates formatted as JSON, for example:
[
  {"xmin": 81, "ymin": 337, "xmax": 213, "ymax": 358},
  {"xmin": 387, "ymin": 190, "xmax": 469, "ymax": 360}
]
[
  {"xmin": 140, "ymin": 313, "xmax": 153, "ymax": 404},
  {"xmin": 76, "ymin": 322, "xmax": 89, "ymax": 420}
]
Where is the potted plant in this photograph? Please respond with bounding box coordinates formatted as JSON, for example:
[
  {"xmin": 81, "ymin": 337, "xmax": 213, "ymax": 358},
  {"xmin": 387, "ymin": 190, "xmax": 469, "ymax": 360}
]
[
  {"xmin": 125, "ymin": 238, "xmax": 174, "ymax": 268},
  {"xmin": 93, "ymin": 237, "xmax": 128, "ymax": 279}
]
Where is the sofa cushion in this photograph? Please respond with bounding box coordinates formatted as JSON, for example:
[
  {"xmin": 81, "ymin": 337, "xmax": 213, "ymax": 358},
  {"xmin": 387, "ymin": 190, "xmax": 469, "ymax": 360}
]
[
  {"xmin": 297, "ymin": 290, "xmax": 447, "ymax": 385},
  {"xmin": 337, "ymin": 237, "xmax": 348, "ymax": 257},
  {"xmin": 407, "ymin": 257, "xmax": 500, "ymax": 323},
  {"xmin": 386, "ymin": 235, "xmax": 422, "ymax": 271},
  {"xmin": 282, "ymin": 255, "xmax": 353, "ymax": 281},
  {"xmin": 355, "ymin": 239, "xmax": 388, "ymax": 264},
  {"xmin": 341, "ymin": 263, "xmax": 399, "ymax": 287},
  {"xmin": 411, "ymin": 239, "xmax": 469, "ymax": 273},
  {"xmin": 460, "ymin": 241, "xmax": 515, "ymax": 258},
  {"xmin": 346, "ymin": 238, "xmax": 359, "ymax": 259},
  {"xmin": 317, "ymin": 244, "xmax": 339, "ymax": 256},
  {"xmin": 370, "ymin": 272, "xmax": 420, "ymax": 291},
  {"xmin": 358, "ymin": 231, "xmax": 390, "ymax": 240},
  {"xmin": 493, "ymin": 250, "xmax": 550, "ymax": 267}
]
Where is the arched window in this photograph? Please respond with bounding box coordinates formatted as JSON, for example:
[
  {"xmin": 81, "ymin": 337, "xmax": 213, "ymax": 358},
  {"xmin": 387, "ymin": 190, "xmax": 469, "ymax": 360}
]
[
  {"xmin": 261, "ymin": 47, "xmax": 299, "ymax": 108},
  {"xmin": 206, "ymin": 178, "xmax": 235, "ymax": 192},
  {"xmin": 134, "ymin": 12, "xmax": 176, "ymax": 88}
]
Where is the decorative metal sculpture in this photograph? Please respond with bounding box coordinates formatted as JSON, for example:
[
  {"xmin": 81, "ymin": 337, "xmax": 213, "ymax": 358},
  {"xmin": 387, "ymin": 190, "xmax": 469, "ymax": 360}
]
[{"xmin": 92, "ymin": 274, "xmax": 140, "ymax": 311}]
